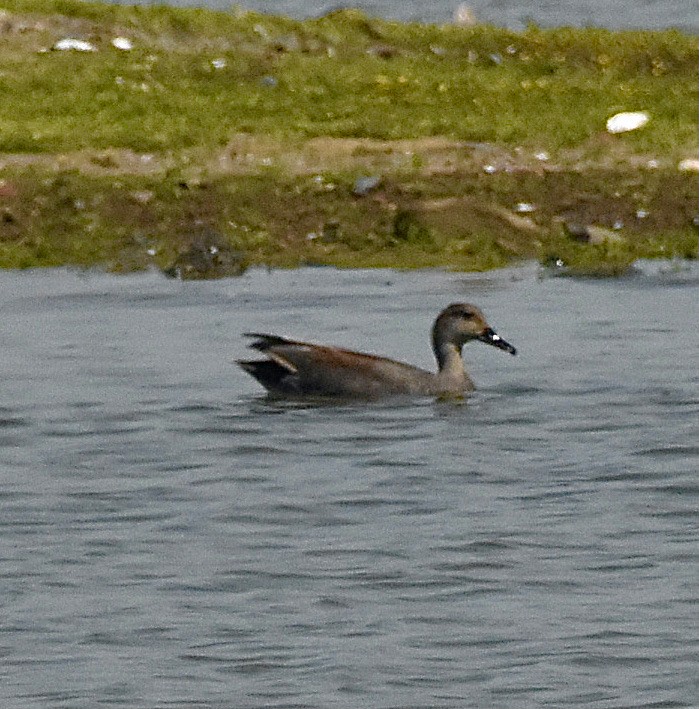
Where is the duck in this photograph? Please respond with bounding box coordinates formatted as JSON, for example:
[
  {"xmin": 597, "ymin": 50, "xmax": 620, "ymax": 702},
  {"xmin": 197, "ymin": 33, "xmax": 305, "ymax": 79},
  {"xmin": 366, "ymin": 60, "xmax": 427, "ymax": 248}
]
[{"xmin": 237, "ymin": 303, "xmax": 516, "ymax": 399}]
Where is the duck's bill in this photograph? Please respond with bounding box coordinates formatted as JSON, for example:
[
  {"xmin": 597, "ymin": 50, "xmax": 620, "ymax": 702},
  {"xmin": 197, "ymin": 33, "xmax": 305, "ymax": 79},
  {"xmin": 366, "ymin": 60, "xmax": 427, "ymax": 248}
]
[{"xmin": 478, "ymin": 328, "xmax": 517, "ymax": 355}]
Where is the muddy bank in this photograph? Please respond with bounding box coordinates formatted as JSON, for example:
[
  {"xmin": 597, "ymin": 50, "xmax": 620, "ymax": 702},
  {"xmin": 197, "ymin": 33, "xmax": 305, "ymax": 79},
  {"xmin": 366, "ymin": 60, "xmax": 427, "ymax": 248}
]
[{"xmin": 0, "ymin": 140, "xmax": 695, "ymax": 276}]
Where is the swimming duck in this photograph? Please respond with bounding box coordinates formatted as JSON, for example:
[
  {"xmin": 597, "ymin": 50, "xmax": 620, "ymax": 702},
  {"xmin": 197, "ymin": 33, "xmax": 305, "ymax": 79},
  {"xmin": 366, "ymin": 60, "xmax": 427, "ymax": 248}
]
[{"xmin": 238, "ymin": 303, "xmax": 516, "ymax": 398}]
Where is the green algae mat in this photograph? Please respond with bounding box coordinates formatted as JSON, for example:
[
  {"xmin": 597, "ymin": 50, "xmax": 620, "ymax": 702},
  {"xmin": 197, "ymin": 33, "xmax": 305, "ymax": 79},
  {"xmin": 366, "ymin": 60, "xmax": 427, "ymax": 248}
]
[{"xmin": 0, "ymin": 0, "xmax": 697, "ymax": 275}]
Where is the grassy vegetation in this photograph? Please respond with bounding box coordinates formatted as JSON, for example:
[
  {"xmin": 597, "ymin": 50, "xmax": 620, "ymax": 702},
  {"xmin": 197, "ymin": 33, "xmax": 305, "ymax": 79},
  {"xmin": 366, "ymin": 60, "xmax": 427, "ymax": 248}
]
[{"xmin": 0, "ymin": 0, "xmax": 696, "ymax": 274}]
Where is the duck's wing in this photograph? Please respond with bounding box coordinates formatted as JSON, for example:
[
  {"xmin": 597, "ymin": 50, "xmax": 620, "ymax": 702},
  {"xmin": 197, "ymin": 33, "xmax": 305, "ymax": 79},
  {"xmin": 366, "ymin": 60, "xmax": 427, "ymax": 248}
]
[{"xmin": 238, "ymin": 333, "xmax": 434, "ymax": 397}]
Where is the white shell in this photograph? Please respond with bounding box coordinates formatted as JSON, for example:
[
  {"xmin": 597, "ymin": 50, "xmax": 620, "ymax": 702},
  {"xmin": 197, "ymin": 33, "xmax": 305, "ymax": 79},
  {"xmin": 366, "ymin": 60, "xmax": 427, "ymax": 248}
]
[
  {"xmin": 606, "ymin": 111, "xmax": 649, "ymax": 134},
  {"xmin": 53, "ymin": 38, "xmax": 97, "ymax": 52},
  {"xmin": 678, "ymin": 158, "xmax": 699, "ymax": 172},
  {"xmin": 111, "ymin": 37, "xmax": 133, "ymax": 51}
]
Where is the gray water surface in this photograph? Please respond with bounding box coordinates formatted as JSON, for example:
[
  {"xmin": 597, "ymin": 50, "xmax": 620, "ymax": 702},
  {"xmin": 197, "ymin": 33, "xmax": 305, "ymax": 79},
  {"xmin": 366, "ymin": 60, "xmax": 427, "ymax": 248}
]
[
  {"xmin": 131, "ymin": 0, "xmax": 699, "ymax": 33},
  {"xmin": 1, "ymin": 263, "xmax": 698, "ymax": 708}
]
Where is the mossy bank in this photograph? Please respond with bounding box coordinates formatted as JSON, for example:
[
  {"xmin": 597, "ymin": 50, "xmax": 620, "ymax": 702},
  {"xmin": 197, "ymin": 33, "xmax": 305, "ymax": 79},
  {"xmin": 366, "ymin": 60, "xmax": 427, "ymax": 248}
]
[{"xmin": 0, "ymin": 0, "xmax": 697, "ymax": 276}]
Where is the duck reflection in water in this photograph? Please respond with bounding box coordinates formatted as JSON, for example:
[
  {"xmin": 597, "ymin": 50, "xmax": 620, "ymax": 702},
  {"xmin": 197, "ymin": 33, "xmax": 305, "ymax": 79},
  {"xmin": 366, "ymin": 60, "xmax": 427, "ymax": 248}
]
[{"xmin": 238, "ymin": 303, "xmax": 516, "ymax": 399}]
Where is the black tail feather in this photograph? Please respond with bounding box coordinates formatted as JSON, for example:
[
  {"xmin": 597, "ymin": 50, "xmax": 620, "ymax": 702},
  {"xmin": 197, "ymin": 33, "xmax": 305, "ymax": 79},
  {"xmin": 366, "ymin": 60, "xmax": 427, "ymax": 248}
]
[{"xmin": 237, "ymin": 359, "xmax": 298, "ymax": 394}]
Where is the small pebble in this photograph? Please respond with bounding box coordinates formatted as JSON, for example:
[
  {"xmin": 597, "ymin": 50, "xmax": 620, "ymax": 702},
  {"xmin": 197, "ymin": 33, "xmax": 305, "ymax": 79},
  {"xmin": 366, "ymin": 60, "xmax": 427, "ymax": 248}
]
[
  {"xmin": 132, "ymin": 190, "xmax": 154, "ymax": 204},
  {"xmin": 353, "ymin": 175, "xmax": 381, "ymax": 197}
]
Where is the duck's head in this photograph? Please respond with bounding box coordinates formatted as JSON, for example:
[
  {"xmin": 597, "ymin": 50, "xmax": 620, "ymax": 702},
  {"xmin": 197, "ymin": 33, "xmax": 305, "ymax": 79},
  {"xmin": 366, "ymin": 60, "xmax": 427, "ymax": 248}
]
[{"xmin": 432, "ymin": 303, "xmax": 517, "ymax": 355}]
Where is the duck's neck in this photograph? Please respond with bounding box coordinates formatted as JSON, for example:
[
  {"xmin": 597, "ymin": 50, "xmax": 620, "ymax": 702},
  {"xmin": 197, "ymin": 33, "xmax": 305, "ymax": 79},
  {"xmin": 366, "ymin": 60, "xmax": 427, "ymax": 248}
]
[{"xmin": 433, "ymin": 341, "xmax": 470, "ymax": 388}]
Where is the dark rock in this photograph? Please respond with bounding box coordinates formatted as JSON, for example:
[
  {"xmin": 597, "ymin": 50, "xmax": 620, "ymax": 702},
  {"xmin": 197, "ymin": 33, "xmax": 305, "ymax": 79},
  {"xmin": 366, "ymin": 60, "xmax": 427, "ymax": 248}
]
[{"xmin": 163, "ymin": 233, "xmax": 248, "ymax": 280}]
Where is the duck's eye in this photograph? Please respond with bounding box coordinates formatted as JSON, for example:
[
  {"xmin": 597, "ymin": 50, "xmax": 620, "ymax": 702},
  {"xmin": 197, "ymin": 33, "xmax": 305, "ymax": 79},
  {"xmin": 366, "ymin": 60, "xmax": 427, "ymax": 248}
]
[{"xmin": 461, "ymin": 310, "xmax": 475, "ymax": 320}]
